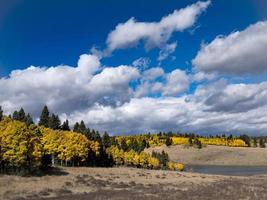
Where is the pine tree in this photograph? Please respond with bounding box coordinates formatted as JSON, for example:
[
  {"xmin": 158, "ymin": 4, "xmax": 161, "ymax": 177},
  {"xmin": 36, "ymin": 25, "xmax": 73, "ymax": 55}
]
[
  {"xmin": 79, "ymin": 120, "xmax": 86, "ymax": 134},
  {"xmin": 259, "ymin": 138, "xmax": 266, "ymax": 148},
  {"xmin": 0, "ymin": 106, "xmax": 3, "ymax": 121},
  {"xmin": 18, "ymin": 108, "xmax": 26, "ymax": 122},
  {"xmin": 25, "ymin": 113, "xmax": 34, "ymax": 126},
  {"xmin": 137, "ymin": 139, "xmax": 149, "ymax": 153},
  {"xmin": 102, "ymin": 132, "xmax": 111, "ymax": 149},
  {"xmin": 253, "ymin": 138, "xmax": 257, "ymax": 147},
  {"xmin": 96, "ymin": 131, "xmax": 102, "ymax": 143},
  {"xmin": 165, "ymin": 137, "xmax": 172, "ymax": 146},
  {"xmin": 48, "ymin": 114, "xmax": 61, "ymax": 130},
  {"xmin": 12, "ymin": 110, "xmax": 19, "ymax": 120},
  {"xmin": 120, "ymin": 138, "xmax": 128, "ymax": 151},
  {"xmin": 188, "ymin": 137, "xmax": 193, "ymax": 146},
  {"xmin": 61, "ymin": 120, "xmax": 70, "ymax": 131},
  {"xmin": 73, "ymin": 122, "xmax": 80, "ymax": 132},
  {"xmin": 39, "ymin": 105, "xmax": 50, "ymax": 127},
  {"xmin": 240, "ymin": 134, "xmax": 251, "ymax": 147}
]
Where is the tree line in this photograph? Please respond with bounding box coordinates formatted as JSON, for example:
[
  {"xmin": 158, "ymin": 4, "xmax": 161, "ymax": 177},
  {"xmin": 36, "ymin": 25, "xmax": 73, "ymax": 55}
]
[{"xmin": 0, "ymin": 105, "xmax": 185, "ymax": 175}]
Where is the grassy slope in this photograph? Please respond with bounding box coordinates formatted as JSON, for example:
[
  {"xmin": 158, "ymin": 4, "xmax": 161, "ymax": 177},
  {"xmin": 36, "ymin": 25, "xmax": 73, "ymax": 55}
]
[{"xmin": 146, "ymin": 145, "xmax": 267, "ymax": 166}]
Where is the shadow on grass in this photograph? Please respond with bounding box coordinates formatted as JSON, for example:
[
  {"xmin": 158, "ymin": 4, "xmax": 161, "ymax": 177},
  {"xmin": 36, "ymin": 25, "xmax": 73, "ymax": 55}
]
[
  {"xmin": 0, "ymin": 166, "xmax": 69, "ymax": 177},
  {"xmin": 39, "ymin": 167, "xmax": 69, "ymax": 176}
]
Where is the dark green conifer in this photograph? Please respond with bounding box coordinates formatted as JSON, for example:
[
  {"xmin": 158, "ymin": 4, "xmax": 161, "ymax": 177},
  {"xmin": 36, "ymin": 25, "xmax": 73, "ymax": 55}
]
[
  {"xmin": 61, "ymin": 120, "xmax": 70, "ymax": 131},
  {"xmin": 48, "ymin": 114, "xmax": 61, "ymax": 130},
  {"xmin": 39, "ymin": 105, "xmax": 50, "ymax": 127}
]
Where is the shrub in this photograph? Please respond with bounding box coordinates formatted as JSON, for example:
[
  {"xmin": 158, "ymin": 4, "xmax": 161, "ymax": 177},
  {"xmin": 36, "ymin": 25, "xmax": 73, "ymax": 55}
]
[{"xmin": 167, "ymin": 161, "xmax": 184, "ymax": 171}]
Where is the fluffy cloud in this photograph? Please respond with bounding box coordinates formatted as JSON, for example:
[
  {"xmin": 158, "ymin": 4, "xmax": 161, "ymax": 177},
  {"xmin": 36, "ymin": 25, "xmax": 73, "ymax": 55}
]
[
  {"xmin": 142, "ymin": 67, "xmax": 164, "ymax": 81},
  {"xmin": 135, "ymin": 68, "xmax": 189, "ymax": 97},
  {"xmin": 162, "ymin": 69, "xmax": 189, "ymax": 96},
  {"xmin": 0, "ymin": 55, "xmax": 139, "ymax": 116},
  {"xmin": 193, "ymin": 80, "xmax": 267, "ymax": 113},
  {"xmin": 0, "ymin": 53, "xmax": 189, "ymax": 118},
  {"xmin": 66, "ymin": 87, "xmax": 267, "ymax": 135},
  {"xmin": 1, "ymin": 56, "xmax": 267, "ymax": 135},
  {"xmin": 77, "ymin": 54, "xmax": 101, "ymax": 74},
  {"xmin": 191, "ymin": 71, "xmax": 216, "ymax": 82},
  {"xmin": 106, "ymin": 1, "xmax": 210, "ymax": 52},
  {"xmin": 193, "ymin": 21, "xmax": 267, "ymax": 75},
  {"xmin": 68, "ymin": 80, "xmax": 267, "ymax": 135}
]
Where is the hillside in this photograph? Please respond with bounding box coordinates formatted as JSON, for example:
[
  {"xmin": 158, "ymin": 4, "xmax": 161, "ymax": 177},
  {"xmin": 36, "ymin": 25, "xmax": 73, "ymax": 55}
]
[{"xmin": 146, "ymin": 145, "xmax": 267, "ymax": 166}]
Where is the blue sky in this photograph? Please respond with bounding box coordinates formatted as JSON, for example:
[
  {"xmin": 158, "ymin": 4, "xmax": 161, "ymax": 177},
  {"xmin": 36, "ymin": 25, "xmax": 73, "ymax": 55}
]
[
  {"xmin": 0, "ymin": 0, "xmax": 265, "ymax": 74},
  {"xmin": 0, "ymin": 0, "xmax": 267, "ymax": 135}
]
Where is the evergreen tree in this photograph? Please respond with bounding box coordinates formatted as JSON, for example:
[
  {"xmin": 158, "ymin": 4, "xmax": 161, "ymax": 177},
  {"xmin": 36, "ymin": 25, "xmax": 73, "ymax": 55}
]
[
  {"xmin": 128, "ymin": 139, "xmax": 139, "ymax": 152},
  {"xmin": 73, "ymin": 122, "xmax": 80, "ymax": 132},
  {"xmin": 259, "ymin": 138, "xmax": 266, "ymax": 148},
  {"xmin": 25, "ymin": 113, "xmax": 34, "ymax": 126},
  {"xmin": 188, "ymin": 137, "xmax": 193, "ymax": 146},
  {"xmin": 152, "ymin": 150, "xmax": 169, "ymax": 167},
  {"xmin": 79, "ymin": 120, "xmax": 86, "ymax": 134},
  {"xmin": 120, "ymin": 138, "xmax": 128, "ymax": 151},
  {"xmin": 227, "ymin": 134, "xmax": 233, "ymax": 140},
  {"xmin": 165, "ymin": 137, "xmax": 172, "ymax": 146},
  {"xmin": 157, "ymin": 132, "xmax": 162, "ymax": 136},
  {"xmin": 61, "ymin": 120, "xmax": 70, "ymax": 131},
  {"xmin": 94, "ymin": 131, "xmax": 102, "ymax": 143},
  {"xmin": 138, "ymin": 139, "xmax": 149, "ymax": 153},
  {"xmin": 18, "ymin": 108, "xmax": 26, "ymax": 122},
  {"xmin": 0, "ymin": 106, "xmax": 3, "ymax": 121},
  {"xmin": 48, "ymin": 114, "xmax": 61, "ymax": 130},
  {"xmin": 84, "ymin": 128, "xmax": 91, "ymax": 139},
  {"xmin": 253, "ymin": 138, "xmax": 257, "ymax": 147},
  {"xmin": 110, "ymin": 136, "xmax": 118, "ymax": 146},
  {"xmin": 240, "ymin": 134, "xmax": 251, "ymax": 147},
  {"xmin": 12, "ymin": 110, "xmax": 19, "ymax": 120},
  {"xmin": 194, "ymin": 138, "xmax": 202, "ymax": 149},
  {"xmin": 102, "ymin": 132, "xmax": 111, "ymax": 149},
  {"xmin": 90, "ymin": 129, "xmax": 96, "ymax": 140},
  {"xmin": 39, "ymin": 105, "xmax": 50, "ymax": 127}
]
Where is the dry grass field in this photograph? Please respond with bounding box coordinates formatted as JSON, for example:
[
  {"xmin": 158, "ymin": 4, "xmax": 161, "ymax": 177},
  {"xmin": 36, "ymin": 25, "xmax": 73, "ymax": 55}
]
[
  {"xmin": 1, "ymin": 167, "xmax": 267, "ymax": 200},
  {"xmin": 146, "ymin": 145, "xmax": 267, "ymax": 166}
]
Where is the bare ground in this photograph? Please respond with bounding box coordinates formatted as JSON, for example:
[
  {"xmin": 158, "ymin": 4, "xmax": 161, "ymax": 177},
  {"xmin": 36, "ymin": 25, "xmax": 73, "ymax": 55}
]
[
  {"xmin": 146, "ymin": 145, "xmax": 267, "ymax": 166},
  {"xmin": 1, "ymin": 167, "xmax": 267, "ymax": 200}
]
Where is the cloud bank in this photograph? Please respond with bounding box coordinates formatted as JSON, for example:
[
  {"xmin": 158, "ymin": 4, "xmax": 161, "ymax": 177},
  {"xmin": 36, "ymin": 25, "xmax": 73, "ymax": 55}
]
[{"xmin": 1, "ymin": 53, "xmax": 267, "ymax": 135}]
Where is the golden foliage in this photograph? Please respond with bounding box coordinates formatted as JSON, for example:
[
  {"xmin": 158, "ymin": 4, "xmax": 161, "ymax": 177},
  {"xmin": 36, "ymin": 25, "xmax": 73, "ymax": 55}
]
[
  {"xmin": 106, "ymin": 145, "xmax": 160, "ymax": 169},
  {"xmin": 167, "ymin": 161, "xmax": 184, "ymax": 171},
  {"xmin": 171, "ymin": 136, "xmax": 247, "ymax": 147},
  {"xmin": 0, "ymin": 118, "xmax": 43, "ymax": 167},
  {"xmin": 0, "ymin": 117, "xmax": 100, "ymax": 168}
]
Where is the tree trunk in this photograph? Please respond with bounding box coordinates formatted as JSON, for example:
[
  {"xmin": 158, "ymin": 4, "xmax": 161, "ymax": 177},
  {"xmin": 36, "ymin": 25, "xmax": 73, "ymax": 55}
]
[{"xmin": 52, "ymin": 154, "xmax": 55, "ymax": 166}]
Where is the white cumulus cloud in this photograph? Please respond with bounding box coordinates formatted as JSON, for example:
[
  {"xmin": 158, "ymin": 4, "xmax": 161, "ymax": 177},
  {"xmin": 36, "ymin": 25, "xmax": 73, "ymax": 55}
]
[
  {"xmin": 106, "ymin": 1, "xmax": 210, "ymax": 53},
  {"xmin": 0, "ymin": 54, "xmax": 139, "ymax": 116},
  {"xmin": 193, "ymin": 21, "xmax": 267, "ymax": 75}
]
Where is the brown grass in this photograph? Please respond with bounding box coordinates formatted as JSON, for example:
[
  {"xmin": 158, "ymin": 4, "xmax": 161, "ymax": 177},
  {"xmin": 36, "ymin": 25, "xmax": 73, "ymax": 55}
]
[
  {"xmin": 1, "ymin": 167, "xmax": 267, "ymax": 200},
  {"xmin": 146, "ymin": 144, "xmax": 267, "ymax": 166}
]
